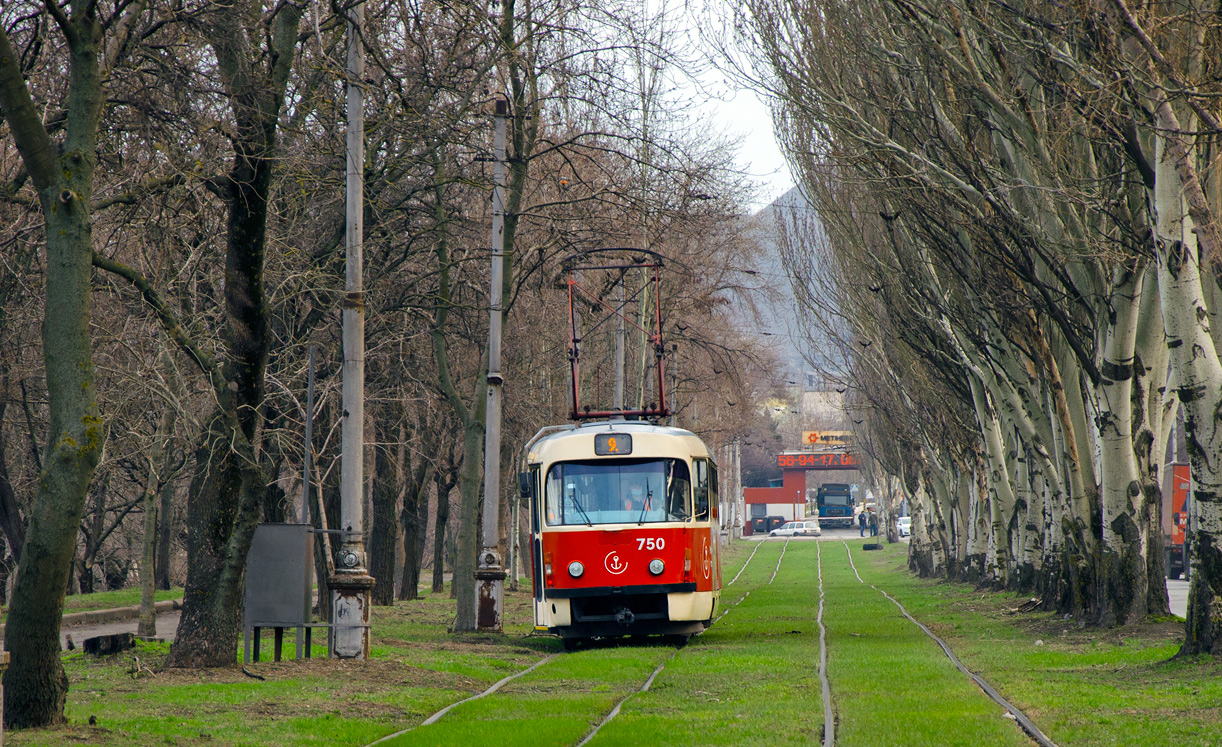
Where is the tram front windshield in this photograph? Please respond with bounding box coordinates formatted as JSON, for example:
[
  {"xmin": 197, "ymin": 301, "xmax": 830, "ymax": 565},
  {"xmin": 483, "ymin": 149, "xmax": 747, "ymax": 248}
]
[{"xmin": 545, "ymin": 459, "xmax": 690, "ymax": 526}]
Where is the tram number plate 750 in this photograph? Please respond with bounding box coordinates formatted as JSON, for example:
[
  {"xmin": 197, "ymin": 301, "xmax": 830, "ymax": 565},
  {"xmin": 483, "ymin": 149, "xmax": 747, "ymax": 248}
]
[{"xmin": 636, "ymin": 537, "xmax": 665, "ymax": 550}]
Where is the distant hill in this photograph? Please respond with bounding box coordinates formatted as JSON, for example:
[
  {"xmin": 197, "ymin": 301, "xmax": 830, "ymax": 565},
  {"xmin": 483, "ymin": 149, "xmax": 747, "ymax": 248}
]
[{"xmin": 747, "ymin": 186, "xmax": 839, "ymax": 387}]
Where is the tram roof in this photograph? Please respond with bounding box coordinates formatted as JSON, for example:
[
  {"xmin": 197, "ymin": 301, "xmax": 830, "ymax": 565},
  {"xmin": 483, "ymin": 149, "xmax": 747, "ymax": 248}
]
[{"xmin": 524, "ymin": 420, "xmax": 711, "ymax": 465}]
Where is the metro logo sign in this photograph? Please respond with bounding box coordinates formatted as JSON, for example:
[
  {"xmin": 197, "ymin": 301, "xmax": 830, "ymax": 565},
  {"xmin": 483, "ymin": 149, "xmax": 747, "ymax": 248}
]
[{"xmin": 803, "ymin": 431, "xmax": 853, "ymax": 446}]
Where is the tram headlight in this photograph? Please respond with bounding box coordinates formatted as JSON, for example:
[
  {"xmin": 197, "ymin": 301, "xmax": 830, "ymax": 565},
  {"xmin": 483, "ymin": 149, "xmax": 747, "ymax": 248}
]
[
  {"xmin": 568, "ymin": 561, "xmax": 584, "ymax": 578},
  {"xmin": 649, "ymin": 558, "xmax": 665, "ymax": 575}
]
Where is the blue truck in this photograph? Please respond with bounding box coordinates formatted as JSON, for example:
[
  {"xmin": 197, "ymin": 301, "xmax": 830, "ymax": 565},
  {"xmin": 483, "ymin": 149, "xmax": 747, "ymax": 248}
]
[{"xmin": 815, "ymin": 484, "xmax": 854, "ymax": 528}]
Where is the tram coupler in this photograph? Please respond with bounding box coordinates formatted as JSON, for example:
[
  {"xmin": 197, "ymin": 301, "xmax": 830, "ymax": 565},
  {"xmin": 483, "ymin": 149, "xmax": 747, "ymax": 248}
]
[
  {"xmin": 615, "ymin": 607, "xmax": 636, "ymax": 626},
  {"xmin": 475, "ymin": 548, "xmax": 507, "ymax": 632}
]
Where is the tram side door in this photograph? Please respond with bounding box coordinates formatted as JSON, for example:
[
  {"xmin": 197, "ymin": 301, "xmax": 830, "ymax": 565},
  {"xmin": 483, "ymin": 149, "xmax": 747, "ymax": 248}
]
[{"xmin": 525, "ymin": 465, "xmax": 546, "ymax": 623}]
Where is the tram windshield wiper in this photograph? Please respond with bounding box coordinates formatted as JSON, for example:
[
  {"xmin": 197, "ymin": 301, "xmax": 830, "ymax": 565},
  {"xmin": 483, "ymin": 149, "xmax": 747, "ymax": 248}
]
[
  {"xmin": 637, "ymin": 480, "xmax": 653, "ymax": 525},
  {"xmin": 567, "ymin": 488, "xmax": 593, "ymax": 526}
]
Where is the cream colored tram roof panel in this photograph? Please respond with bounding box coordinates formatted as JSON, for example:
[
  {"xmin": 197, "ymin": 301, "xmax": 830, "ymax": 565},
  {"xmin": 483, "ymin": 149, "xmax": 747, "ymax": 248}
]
[{"xmin": 528, "ymin": 421, "xmax": 710, "ymax": 465}]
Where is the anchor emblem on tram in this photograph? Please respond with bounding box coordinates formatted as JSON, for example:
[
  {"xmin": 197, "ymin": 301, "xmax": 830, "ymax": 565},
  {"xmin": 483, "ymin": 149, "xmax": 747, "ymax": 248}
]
[{"xmin": 604, "ymin": 551, "xmax": 628, "ymax": 575}]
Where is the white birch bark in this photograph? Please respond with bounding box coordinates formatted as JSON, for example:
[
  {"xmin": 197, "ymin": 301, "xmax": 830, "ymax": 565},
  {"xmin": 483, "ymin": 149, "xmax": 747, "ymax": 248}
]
[
  {"xmin": 1152, "ymin": 107, "xmax": 1222, "ymax": 652},
  {"xmin": 1096, "ymin": 260, "xmax": 1150, "ymax": 623}
]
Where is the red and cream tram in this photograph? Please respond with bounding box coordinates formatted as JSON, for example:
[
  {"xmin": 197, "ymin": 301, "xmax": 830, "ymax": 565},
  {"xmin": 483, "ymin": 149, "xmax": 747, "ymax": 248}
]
[{"xmin": 521, "ymin": 420, "xmax": 722, "ymax": 646}]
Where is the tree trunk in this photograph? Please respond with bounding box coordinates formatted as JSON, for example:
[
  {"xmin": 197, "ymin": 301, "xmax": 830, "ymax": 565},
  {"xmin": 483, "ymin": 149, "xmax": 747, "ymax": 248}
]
[
  {"xmin": 166, "ymin": 413, "xmax": 267, "ymax": 667},
  {"xmin": 452, "ymin": 419, "xmax": 485, "ymax": 629},
  {"xmin": 369, "ymin": 422, "xmax": 400, "ymax": 606},
  {"xmin": 1096, "ymin": 261, "xmax": 1149, "ymax": 626},
  {"xmin": 0, "ymin": 398, "xmax": 27, "ymax": 565},
  {"xmin": 165, "ymin": 0, "xmax": 302, "ymax": 667},
  {"xmin": 155, "ymin": 475, "xmax": 174, "ymax": 591},
  {"xmin": 139, "ymin": 390, "xmax": 177, "ymax": 638},
  {"xmin": 138, "ymin": 488, "xmax": 158, "ymax": 638},
  {"xmin": 399, "ymin": 420, "xmax": 436, "ymax": 602},
  {"xmin": 0, "ymin": 5, "xmax": 115, "ymax": 724},
  {"xmin": 432, "ymin": 469, "xmax": 452, "ymax": 594},
  {"xmin": 79, "ymin": 471, "xmax": 110, "ymax": 595}
]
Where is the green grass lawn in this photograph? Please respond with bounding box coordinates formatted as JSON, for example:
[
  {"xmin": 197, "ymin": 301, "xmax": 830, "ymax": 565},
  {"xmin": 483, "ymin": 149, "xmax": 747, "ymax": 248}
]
[
  {"xmin": 8, "ymin": 539, "xmax": 1222, "ymax": 746},
  {"xmin": 586, "ymin": 541, "xmax": 824, "ymax": 746},
  {"xmin": 821, "ymin": 541, "xmax": 1030, "ymax": 747},
  {"xmin": 846, "ymin": 539, "xmax": 1222, "ymax": 747}
]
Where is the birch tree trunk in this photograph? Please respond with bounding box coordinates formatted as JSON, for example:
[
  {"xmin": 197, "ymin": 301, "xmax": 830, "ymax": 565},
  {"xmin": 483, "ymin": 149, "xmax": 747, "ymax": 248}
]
[
  {"xmin": 1151, "ymin": 109, "xmax": 1222, "ymax": 654},
  {"xmin": 1096, "ymin": 261, "xmax": 1149, "ymax": 625}
]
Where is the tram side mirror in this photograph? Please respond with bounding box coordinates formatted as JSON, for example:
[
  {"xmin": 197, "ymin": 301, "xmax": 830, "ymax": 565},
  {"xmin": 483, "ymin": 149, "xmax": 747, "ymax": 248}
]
[{"xmin": 519, "ymin": 472, "xmax": 532, "ymax": 499}]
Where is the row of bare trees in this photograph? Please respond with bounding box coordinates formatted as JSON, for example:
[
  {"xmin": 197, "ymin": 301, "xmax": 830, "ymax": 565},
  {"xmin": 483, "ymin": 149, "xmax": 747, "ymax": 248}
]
[
  {"xmin": 742, "ymin": 0, "xmax": 1222, "ymax": 653},
  {"xmin": 0, "ymin": 0, "xmax": 780, "ymax": 729}
]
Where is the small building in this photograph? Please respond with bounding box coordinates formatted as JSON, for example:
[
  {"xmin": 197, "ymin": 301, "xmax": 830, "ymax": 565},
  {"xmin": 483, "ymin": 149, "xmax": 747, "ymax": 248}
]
[{"xmin": 744, "ymin": 469, "xmax": 809, "ymax": 523}]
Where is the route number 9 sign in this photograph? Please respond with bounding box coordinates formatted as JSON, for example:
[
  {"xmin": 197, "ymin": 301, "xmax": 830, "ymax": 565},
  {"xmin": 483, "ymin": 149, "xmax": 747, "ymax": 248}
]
[{"xmin": 595, "ymin": 433, "xmax": 632, "ymax": 456}]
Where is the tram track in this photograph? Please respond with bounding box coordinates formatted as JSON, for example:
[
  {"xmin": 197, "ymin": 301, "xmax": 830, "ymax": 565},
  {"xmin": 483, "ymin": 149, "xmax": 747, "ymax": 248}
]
[
  {"xmin": 365, "ymin": 654, "xmax": 560, "ymax": 746},
  {"xmin": 367, "ymin": 539, "xmax": 795, "ymax": 747},
  {"xmin": 839, "ymin": 541, "xmax": 1059, "ymax": 747},
  {"xmin": 573, "ymin": 537, "xmax": 788, "ymax": 745}
]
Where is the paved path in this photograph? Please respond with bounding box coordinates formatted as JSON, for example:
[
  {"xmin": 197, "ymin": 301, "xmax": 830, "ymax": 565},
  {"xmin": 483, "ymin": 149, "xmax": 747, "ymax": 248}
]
[
  {"xmin": 1168, "ymin": 579, "xmax": 1188, "ymax": 619},
  {"xmin": 60, "ymin": 610, "xmax": 182, "ymax": 650}
]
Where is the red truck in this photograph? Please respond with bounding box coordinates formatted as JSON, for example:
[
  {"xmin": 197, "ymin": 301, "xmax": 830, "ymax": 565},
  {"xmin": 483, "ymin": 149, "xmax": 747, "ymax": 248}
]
[{"xmin": 1163, "ymin": 463, "xmax": 1190, "ymax": 579}]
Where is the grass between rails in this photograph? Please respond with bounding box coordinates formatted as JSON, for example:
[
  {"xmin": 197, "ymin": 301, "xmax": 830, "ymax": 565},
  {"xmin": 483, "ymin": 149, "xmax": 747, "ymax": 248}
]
[
  {"xmin": 380, "ymin": 540, "xmax": 780, "ymax": 747},
  {"xmin": 586, "ymin": 541, "xmax": 824, "ymax": 746},
  {"xmin": 849, "ymin": 539, "xmax": 1222, "ymax": 747},
  {"xmin": 821, "ymin": 542, "xmax": 1030, "ymax": 747}
]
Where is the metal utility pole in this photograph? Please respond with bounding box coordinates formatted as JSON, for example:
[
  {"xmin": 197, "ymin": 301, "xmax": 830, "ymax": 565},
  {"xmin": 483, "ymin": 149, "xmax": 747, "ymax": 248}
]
[
  {"xmin": 475, "ymin": 98, "xmax": 509, "ymax": 632},
  {"xmin": 331, "ymin": 1, "xmax": 374, "ymax": 659}
]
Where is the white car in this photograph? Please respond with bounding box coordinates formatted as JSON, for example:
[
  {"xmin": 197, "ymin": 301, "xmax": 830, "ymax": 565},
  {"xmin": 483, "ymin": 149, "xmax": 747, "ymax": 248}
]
[
  {"xmin": 770, "ymin": 520, "xmax": 822, "ymax": 537},
  {"xmin": 897, "ymin": 516, "xmax": 911, "ymax": 537}
]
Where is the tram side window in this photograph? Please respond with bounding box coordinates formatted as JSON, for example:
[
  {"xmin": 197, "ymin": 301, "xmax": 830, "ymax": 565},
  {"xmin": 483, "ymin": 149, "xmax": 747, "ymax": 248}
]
[
  {"xmin": 529, "ymin": 466, "xmax": 541, "ymax": 533},
  {"xmin": 666, "ymin": 460, "xmax": 691, "ymax": 521},
  {"xmin": 694, "ymin": 459, "xmax": 710, "ymax": 519},
  {"xmin": 545, "ymin": 468, "xmax": 564, "ymax": 525}
]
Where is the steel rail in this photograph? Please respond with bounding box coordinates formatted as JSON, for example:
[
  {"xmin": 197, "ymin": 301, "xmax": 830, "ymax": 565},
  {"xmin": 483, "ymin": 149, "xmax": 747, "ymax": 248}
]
[
  {"xmin": 364, "ymin": 654, "xmax": 560, "ymax": 746},
  {"xmin": 816, "ymin": 541, "xmax": 835, "ymax": 747},
  {"xmin": 577, "ymin": 538, "xmax": 788, "ymax": 744},
  {"xmin": 727, "ymin": 539, "xmax": 765, "ymax": 586},
  {"xmin": 575, "ymin": 646, "xmax": 682, "ymax": 747},
  {"xmin": 769, "ymin": 538, "xmax": 790, "ymax": 584},
  {"xmin": 840, "ymin": 542, "xmax": 1059, "ymax": 747}
]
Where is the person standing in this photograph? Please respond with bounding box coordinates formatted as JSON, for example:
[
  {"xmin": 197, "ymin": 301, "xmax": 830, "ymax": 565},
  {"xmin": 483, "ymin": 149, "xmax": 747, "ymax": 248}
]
[
  {"xmin": 868, "ymin": 510, "xmax": 879, "ymax": 537},
  {"xmin": 858, "ymin": 511, "xmax": 867, "ymax": 537}
]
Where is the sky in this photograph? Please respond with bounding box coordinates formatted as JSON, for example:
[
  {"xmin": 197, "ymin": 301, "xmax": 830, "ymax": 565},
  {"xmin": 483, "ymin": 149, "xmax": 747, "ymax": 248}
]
[
  {"xmin": 717, "ymin": 86, "xmax": 795, "ymax": 212},
  {"xmin": 670, "ymin": 0, "xmax": 795, "ymax": 213}
]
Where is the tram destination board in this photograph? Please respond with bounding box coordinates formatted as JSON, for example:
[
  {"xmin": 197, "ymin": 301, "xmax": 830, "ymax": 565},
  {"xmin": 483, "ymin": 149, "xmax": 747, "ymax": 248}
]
[{"xmin": 777, "ymin": 452, "xmax": 858, "ymax": 469}]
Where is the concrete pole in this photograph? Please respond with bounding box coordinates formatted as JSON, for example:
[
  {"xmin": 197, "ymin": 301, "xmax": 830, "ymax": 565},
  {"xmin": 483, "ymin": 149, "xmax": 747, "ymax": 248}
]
[
  {"xmin": 331, "ymin": 1, "xmax": 374, "ymax": 658},
  {"xmin": 475, "ymin": 98, "xmax": 509, "ymax": 631},
  {"xmin": 614, "ymin": 274, "xmax": 625, "ymax": 412},
  {"xmin": 734, "ymin": 440, "xmax": 743, "ymax": 539},
  {"xmin": 301, "ymin": 345, "xmax": 315, "ymax": 525}
]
